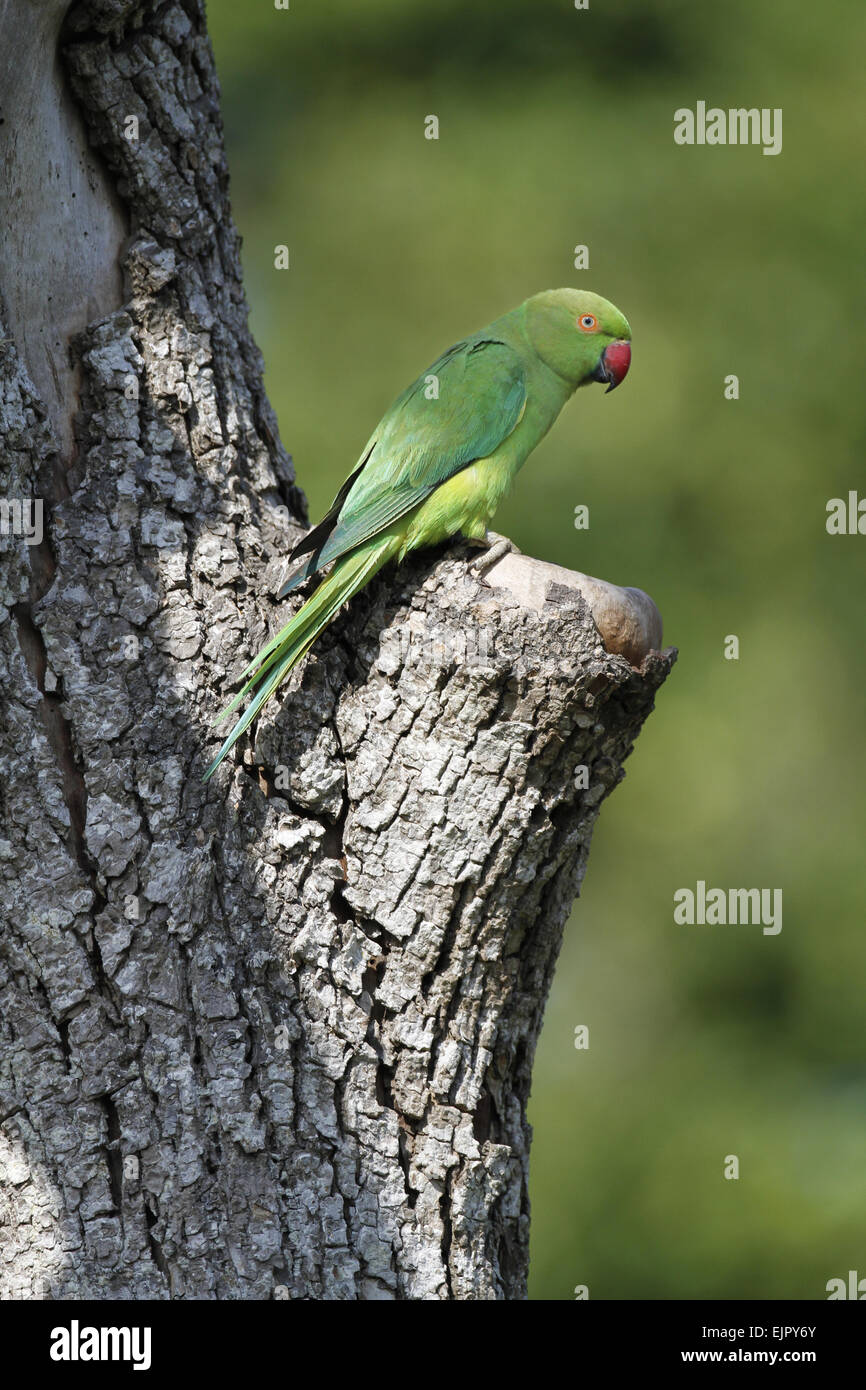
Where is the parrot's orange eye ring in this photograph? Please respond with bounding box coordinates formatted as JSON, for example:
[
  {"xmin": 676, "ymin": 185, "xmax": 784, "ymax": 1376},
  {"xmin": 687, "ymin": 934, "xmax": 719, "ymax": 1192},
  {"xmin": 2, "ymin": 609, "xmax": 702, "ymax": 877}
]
[{"xmin": 577, "ymin": 314, "xmax": 599, "ymax": 332}]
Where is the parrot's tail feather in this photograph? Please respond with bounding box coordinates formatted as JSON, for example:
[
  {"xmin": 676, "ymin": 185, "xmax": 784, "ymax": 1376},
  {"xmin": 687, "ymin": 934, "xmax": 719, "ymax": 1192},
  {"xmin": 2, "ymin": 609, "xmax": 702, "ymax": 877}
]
[
  {"xmin": 275, "ymin": 553, "xmax": 317, "ymax": 601},
  {"xmin": 202, "ymin": 539, "xmax": 394, "ymax": 781}
]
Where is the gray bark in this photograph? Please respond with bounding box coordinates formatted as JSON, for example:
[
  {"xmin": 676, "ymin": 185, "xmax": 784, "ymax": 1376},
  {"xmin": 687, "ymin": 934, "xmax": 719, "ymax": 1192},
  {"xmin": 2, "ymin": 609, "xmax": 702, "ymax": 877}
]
[{"xmin": 0, "ymin": 0, "xmax": 674, "ymax": 1300}]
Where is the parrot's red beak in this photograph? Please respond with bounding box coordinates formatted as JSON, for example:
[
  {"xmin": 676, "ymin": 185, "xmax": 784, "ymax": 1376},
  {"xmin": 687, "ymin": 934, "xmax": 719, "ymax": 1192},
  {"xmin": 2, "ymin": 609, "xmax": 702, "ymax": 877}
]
[{"xmin": 596, "ymin": 340, "xmax": 631, "ymax": 393}]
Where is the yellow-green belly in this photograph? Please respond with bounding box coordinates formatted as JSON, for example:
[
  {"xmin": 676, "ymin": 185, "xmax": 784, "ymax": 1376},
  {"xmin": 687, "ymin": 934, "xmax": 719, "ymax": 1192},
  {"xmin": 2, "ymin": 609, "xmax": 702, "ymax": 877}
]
[{"xmin": 397, "ymin": 452, "xmax": 514, "ymax": 558}]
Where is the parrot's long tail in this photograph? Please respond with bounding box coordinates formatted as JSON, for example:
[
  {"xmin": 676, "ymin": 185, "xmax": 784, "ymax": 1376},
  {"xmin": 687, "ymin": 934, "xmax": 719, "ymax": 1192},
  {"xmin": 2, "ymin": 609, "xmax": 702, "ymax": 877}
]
[{"xmin": 202, "ymin": 537, "xmax": 396, "ymax": 781}]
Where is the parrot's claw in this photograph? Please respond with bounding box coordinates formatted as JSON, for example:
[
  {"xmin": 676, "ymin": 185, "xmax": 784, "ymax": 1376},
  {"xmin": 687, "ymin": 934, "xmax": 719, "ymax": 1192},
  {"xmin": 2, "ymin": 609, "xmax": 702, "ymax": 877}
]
[{"xmin": 469, "ymin": 531, "xmax": 521, "ymax": 580}]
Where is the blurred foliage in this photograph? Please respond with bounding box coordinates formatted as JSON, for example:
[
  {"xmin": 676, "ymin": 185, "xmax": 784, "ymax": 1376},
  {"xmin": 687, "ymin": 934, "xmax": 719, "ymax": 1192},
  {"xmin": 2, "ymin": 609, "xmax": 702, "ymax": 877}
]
[{"xmin": 206, "ymin": 0, "xmax": 866, "ymax": 1299}]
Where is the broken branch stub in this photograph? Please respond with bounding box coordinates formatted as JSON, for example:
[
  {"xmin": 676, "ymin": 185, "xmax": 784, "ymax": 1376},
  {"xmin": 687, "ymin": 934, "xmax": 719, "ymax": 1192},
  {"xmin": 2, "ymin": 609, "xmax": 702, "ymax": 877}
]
[{"xmin": 484, "ymin": 550, "xmax": 664, "ymax": 668}]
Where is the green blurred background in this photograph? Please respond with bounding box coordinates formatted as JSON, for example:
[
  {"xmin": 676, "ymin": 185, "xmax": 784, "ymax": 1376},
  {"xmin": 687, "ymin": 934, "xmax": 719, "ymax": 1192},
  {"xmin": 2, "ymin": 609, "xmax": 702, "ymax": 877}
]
[{"xmin": 206, "ymin": 0, "xmax": 865, "ymax": 1299}]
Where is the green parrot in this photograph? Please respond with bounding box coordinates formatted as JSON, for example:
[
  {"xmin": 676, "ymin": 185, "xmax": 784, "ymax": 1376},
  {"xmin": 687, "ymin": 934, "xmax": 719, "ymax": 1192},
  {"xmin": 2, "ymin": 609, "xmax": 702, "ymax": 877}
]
[{"xmin": 204, "ymin": 288, "xmax": 631, "ymax": 780}]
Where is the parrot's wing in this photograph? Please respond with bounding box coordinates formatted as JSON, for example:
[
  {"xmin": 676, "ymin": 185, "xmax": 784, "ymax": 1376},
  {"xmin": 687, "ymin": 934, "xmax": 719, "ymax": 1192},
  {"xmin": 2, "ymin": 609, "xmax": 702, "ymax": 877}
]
[{"xmin": 279, "ymin": 337, "xmax": 525, "ymax": 594}]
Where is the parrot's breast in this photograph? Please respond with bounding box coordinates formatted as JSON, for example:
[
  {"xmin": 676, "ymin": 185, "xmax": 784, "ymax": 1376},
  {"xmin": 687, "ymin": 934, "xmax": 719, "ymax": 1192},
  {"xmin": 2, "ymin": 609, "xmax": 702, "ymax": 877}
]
[
  {"xmin": 400, "ymin": 450, "xmax": 517, "ymax": 553},
  {"xmin": 397, "ymin": 366, "xmax": 570, "ymax": 559}
]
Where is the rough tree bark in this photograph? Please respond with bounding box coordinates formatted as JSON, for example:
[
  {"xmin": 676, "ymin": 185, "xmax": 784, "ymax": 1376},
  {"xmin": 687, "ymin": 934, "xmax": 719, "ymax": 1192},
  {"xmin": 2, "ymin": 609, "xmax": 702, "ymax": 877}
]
[{"xmin": 0, "ymin": 0, "xmax": 674, "ymax": 1300}]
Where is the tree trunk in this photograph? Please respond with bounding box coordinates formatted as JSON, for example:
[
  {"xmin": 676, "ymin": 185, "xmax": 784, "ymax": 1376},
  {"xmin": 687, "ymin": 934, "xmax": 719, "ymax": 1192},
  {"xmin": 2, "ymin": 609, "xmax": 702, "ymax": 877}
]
[{"xmin": 0, "ymin": 0, "xmax": 674, "ymax": 1300}]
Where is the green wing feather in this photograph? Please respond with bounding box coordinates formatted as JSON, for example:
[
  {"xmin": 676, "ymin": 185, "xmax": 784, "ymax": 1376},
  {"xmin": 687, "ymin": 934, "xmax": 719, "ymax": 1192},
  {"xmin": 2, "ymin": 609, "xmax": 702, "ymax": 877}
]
[{"xmin": 278, "ymin": 336, "xmax": 525, "ymax": 596}]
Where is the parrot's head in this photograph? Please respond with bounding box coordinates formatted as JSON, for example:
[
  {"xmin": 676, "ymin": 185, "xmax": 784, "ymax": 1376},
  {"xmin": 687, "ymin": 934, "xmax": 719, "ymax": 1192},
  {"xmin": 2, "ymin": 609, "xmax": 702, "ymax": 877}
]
[{"xmin": 525, "ymin": 289, "xmax": 631, "ymax": 393}]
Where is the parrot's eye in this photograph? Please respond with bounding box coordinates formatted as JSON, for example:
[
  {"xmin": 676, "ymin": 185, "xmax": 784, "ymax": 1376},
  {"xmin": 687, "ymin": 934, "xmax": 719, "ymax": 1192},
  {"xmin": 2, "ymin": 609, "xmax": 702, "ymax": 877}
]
[{"xmin": 577, "ymin": 314, "xmax": 598, "ymax": 332}]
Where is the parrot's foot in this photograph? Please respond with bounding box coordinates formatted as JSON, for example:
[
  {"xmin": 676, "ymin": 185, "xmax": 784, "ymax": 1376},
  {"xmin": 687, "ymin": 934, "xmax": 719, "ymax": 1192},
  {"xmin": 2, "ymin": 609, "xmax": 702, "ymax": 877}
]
[{"xmin": 469, "ymin": 530, "xmax": 521, "ymax": 580}]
